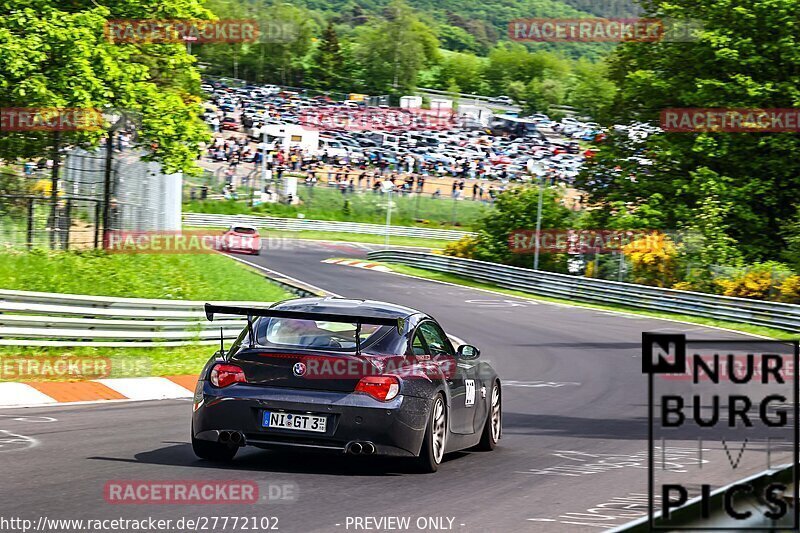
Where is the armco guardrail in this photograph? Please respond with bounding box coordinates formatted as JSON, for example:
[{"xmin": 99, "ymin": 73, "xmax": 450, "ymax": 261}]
[
  {"xmin": 184, "ymin": 213, "xmax": 472, "ymax": 241},
  {"xmin": 0, "ymin": 289, "xmax": 269, "ymax": 347},
  {"xmin": 367, "ymin": 251, "xmax": 800, "ymax": 332}
]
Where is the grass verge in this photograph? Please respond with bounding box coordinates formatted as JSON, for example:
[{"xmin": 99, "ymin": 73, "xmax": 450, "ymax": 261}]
[
  {"xmin": 0, "ymin": 250, "xmax": 293, "ymax": 301},
  {"xmin": 0, "ymin": 251, "xmax": 294, "ymax": 381},
  {"xmin": 370, "ymin": 261, "xmax": 794, "ymax": 340}
]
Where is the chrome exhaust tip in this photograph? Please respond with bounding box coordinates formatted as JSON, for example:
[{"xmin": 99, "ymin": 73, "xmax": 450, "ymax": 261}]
[
  {"xmin": 218, "ymin": 431, "xmax": 231, "ymax": 443},
  {"xmin": 362, "ymin": 442, "xmax": 376, "ymax": 455},
  {"xmin": 347, "ymin": 442, "xmax": 363, "ymax": 455},
  {"xmin": 230, "ymin": 432, "xmax": 243, "ymax": 445}
]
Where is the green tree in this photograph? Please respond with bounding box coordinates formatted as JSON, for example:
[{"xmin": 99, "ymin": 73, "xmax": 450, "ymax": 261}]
[
  {"xmin": 198, "ymin": 0, "xmax": 317, "ymax": 86},
  {"xmin": 432, "ymin": 52, "xmax": 484, "ymax": 95},
  {"xmin": 594, "ymin": 0, "xmax": 800, "ymax": 262},
  {"xmin": 683, "ymin": 169, "xmax": 742, "ymax": 269},
  {"xmin": 567, "ymin": 59, "xmax": 616, "ymax": 122},
  {"xmin": 308, "ymin": 22, "xmax": 345, "ymax": 90},
  {"xmin": 780, "ymin": 206, "xmax": 800, "ymax": 270},
  {"xmin": 437, "ymin": 24, "xmax": 481, "ymax": 54},
  {"xmin": 471, "ymin": 186, "xmax": 575, "ymax": 269},
  {"xmin": 0, "ymin": 0, "xmax": 211, "ymax": 175},
  {"xmin": 524, "ymin": 77, "xmax": 567, "ymax": 114},
  {"xmin": 353, "ymin": 0, "xmax": 439, "ymax": 94}
]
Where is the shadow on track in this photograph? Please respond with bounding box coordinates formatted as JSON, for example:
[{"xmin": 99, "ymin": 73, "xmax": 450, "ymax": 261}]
[
  {"xmin": 88, "ymin": 445, "xmax": 472, "ymax": 477},
  {"xmin": 503, "ymin": 412, "xmax": 648, "ymax": 440},
  {"xmin": 508, "ymin": 341, "xmax": 643, "ymax": 350},
  {"xmin": 503, "ymin": 412, "xmax": 793, "ymax": 442}
]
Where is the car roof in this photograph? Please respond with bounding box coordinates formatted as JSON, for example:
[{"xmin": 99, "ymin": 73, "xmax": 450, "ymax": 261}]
[{"xmin": 270, "ymin": 297, "xmax": 422, "ymax": 320}]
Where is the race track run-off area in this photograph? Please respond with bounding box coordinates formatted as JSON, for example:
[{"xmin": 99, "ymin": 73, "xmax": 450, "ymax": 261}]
[{"xmin": 3, "ymin": 240, "xmax": 762, "ymax": 533}]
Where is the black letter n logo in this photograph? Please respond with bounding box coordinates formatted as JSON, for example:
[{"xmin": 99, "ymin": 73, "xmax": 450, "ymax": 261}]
[{"xmin": 642, "ymin": 333, "xmax": 686, "ymax": 374}]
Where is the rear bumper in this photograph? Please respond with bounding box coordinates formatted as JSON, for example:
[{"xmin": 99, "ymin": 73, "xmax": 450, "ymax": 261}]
[
  {"xmin": 224, "ymin": 247, "xmax": 259, "ymax": 254},
  {"xmin": 193, "ymin": 382, "xmax": 432, "ymax": 457}
]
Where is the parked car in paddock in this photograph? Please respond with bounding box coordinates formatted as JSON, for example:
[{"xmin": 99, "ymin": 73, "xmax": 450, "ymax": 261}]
[
  {"xmin": 192, "ymin": 298, "xmax": 502, "ymax": 472},
  {"xmin": 220, "ymin": 116, "xmax": 239, "ymax": 131},
  {"xmin": 221, "ymin": 224, "xmax": 261, "ymax": 255}
]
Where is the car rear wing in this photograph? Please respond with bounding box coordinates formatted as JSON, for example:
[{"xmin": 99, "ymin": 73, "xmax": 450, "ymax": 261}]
[
  {"xmin": 204, "ymin": 304, "xmax": 405, "ymax": 354},
  {"xmin": 204, "ymin": 304, "xmax": 402, "ymax": 327}
]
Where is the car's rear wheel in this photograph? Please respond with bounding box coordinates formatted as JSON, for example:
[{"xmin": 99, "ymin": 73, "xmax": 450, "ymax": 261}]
[
  {"xmin": 476, "ymin": 382, "xmax": 501, "ymax": 451},
  {"xmin": 192, "ymin": 426, "xmax": 238, "ymax": 462},
  {"xmin": 414, "ymin": 394, "xmax": 447, "ymax": 473}
]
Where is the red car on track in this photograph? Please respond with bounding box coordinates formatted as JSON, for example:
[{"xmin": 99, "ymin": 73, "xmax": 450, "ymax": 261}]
[{"xmin": 221, "ymin": 225, "xmax": 261, "ymax": 255}]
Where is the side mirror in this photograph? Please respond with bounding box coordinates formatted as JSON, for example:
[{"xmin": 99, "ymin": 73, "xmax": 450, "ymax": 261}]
[{"xmin": 457, "ymin": 344, "xmax": 480, "ymax": 360}]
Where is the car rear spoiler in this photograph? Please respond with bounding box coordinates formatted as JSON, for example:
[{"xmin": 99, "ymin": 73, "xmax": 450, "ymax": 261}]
[
  {"xmin": 204, "ymin": 304, "xmax": 405, "ymax": 355},
  {"xmin": 204, "ymin": 304, "xmax": 402, "ymax": 327}
]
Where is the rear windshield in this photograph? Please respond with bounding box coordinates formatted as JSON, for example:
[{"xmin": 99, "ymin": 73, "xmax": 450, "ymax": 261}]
[
  {"xmin": 232, "ymin": 227, "xmax": 257, "ymax": 234},
  {"xmin": 254, "ymin": 317, "xmax": 391, "ymax": 352}
]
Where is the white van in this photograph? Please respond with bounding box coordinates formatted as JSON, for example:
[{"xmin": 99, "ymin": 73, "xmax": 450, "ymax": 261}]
[
  {"xmin": 317, "ymin": 137, "xmax": 349, "ymax": 159},
  {"xmin": 367, "ymin": 132, "xmax": 400, "ymax": 149}
]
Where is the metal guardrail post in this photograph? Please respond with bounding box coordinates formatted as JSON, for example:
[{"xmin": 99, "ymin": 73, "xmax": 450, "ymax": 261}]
[{"xmin": 26, "ymin": 198, "xmax": 34, "ymax": 251}]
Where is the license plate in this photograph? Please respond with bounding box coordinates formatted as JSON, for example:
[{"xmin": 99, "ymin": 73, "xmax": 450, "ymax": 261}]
[{"xmin": 262, "ymin": 411, "xmax": 327, "ymax": 433}]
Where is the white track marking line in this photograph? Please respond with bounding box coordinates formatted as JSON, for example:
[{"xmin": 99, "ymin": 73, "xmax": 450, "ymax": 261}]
[{"xmin": 0, "ymin": 429, "xmax": 38, "ymax": 452}]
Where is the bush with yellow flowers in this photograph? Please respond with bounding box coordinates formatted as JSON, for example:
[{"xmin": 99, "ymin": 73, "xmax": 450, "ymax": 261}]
[
  {"xmin": 443, "ymin": 235, "xmax": 480, "ymax": 259},
  {"xmin": 714, "ymin": 262, "xmax": 794, "ymax": 301},
  {"xmin": 778, "ymin": 275, "xmax": 800, "ymax": 304},
  {"xmin": 671, "ymin": 281, "xmax": 696, "ymax": 291},
  {"xmin": 622, "ymin": 232, "xmax": 678, "ymax": 287}
]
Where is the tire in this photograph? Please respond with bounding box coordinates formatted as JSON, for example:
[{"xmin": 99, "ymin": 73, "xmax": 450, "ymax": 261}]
[
  {"xmin": 476, "ymin": 382, "xmax": 501, "ymax": 451},
  {"xmin": 414, "ymin": 394, "xmax": 447, "ymax": 473},
  {"xmin": 192, "ymin": 427, "xmax": 238, "ymax": 462}
]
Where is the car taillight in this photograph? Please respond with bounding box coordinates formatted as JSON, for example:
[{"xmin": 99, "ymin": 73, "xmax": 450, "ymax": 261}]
[
  {"xmin": 355, "ymin": 376, "xmax": 399, "ymax": 402},
  {"xmin": 210, "ymin": 363, "xmax": 247, "ymax": 388}
]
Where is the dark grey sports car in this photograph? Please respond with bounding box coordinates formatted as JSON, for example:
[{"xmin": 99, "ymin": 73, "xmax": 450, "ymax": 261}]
[{"xmin": 191, "ymin": 297, "xmax": 501, "ymax": 472}]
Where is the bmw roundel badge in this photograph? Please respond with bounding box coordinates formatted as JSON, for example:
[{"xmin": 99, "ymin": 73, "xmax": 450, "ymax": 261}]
[{"xmin": 293, "ymin": 362, "xmax": 307, "ymax": 377}]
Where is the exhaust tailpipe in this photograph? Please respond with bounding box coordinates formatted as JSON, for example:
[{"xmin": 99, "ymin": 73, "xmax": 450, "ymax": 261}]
[
  {"xmin": 347, "ymin": 442, "xmax": 363, "ymax": 455},
  {"xmin": 362, "ymin": 442, "xmax": 376, "ymax": 455},
  {"xmin": 218, "ymin": 431, "xmax": 231, "ymax": 443},
  {"xmin": 230, "ymin": 432, "xmax": 243, "ymax": 445}
]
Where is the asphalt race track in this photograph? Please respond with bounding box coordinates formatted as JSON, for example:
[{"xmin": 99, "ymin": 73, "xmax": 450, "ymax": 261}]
[{"xmin": 2, "ymin": 239, "xmax": 774, "ymax": 532}]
